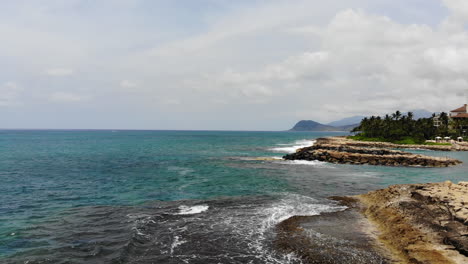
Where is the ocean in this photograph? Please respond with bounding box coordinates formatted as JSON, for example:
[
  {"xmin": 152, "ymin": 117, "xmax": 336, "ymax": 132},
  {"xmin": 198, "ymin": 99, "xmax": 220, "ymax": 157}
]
[{"xmin": 1, "ymin": 130, "xmax": 467, "ymax": 263}]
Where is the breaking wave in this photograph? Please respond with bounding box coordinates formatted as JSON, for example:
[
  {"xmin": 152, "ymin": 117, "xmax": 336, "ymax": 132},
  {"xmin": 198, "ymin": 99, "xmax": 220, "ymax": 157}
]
[
  {"xmin": 270, "ymin": 140, "xmax": 316, "ymax": 153},
  {"xmin": 4, "ymin": 195, "xmax": 345, "ymax": 264},
  {"xmin": 176, "ymin": 205, "xmax": 209, "ymax": 215}
]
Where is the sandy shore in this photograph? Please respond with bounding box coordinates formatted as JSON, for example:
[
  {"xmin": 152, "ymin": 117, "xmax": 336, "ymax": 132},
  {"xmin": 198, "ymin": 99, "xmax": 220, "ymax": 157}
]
[{"xmin": 276, "ymin": 182, "xmax": 468, "ymax": 263}]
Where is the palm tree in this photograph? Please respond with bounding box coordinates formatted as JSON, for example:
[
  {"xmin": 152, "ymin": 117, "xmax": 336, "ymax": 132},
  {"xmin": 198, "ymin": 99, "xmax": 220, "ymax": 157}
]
[
  {"xmin": 353, "ymin": 110, "xmax": 443, "ymax": 143},
  {"xmin": 395, "ymin": 110, "xmax": 402, "ymax": 120}
]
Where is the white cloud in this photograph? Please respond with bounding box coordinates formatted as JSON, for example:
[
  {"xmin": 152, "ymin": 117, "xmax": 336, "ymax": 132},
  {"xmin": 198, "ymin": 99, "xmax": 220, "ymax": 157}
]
[
  {"xmin": 120, "ymin": 80, "xmax": 138, "ymax": 88},
  {"xmin": 0, "ymin": 82, "xmax": 23, "ymax": 106},
  {"xmin": 45, "ymin": 68, "xmax": 74, "ymax": 76},
  {"xmin": 1, "ymin": 0, "xmax": 467, "ymax": 129},
  {"xmin": 442, "ymin": 0, "xmax": 468, "ymax": 21},
  {"xmin": 49, "ymin": 92, "xmax": 89, "ymax": 103},
  {"xmin": 183, "ymin": 7, "xmax": 468, "ymax": 122},
  {"xmin": 160, "ymin": 98, "xmax": 181, "ymax": 105}
]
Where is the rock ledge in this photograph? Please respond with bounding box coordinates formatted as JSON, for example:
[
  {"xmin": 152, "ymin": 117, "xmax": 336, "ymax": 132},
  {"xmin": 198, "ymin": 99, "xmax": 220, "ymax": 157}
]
[
  {"xmin": 283, "ymin": 137, "xmax": 462, "ymax": 167},
  {"xmin": 357, "ymin": 181, "xmax": 468, "ymax": 264}
]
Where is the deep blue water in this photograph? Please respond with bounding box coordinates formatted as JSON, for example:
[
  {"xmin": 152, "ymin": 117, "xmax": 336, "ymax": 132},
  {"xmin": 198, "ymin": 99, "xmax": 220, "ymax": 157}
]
[{"xmin": 1, "ymin": 130, "xmax": 467, "ymax": 263}]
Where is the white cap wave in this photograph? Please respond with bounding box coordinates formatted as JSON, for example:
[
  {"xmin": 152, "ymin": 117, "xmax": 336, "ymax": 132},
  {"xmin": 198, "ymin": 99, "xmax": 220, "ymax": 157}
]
[
  {"xmin": 176, "ymin": 205, "xmax": 209, "ymax": 215},
  {"xmin": 270, "ymin": 139, "xmax": 316, "ymax": 153}
]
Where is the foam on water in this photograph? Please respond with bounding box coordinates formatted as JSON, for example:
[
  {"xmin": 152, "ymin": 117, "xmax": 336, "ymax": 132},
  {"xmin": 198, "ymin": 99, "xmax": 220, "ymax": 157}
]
[
  {"xmin": 3, "ymin": 194, "xmax": 350, "ymax": 264},
  {"xmin": 176, "ymin": 205, "xmax": 209, "ymax": 215},
  {"xmin": 279, "ymin": 160, "xmax": 332, "ymax": 167},
  {"xmin": 270, "ymin": 140, "xmax": 316, "ymax": 153},
  {"xmin": 258, "ymin": 193, "xmax": 346, "ymax": 238},
  {"xmin": 170, "ymin": 235, "xmax": 187, "ymax": 255},
  {"xmin": 233, "ymin": 156, "xmax": 284, "ymax": 161},
  {"xmin": 221, "ymin": 193, "xmax": 347, "ymax": 264}
]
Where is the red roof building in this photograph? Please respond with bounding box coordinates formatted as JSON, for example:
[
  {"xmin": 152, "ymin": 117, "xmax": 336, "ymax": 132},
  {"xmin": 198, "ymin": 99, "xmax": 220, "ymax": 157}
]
[{"xmin": 450, "ymin": 104, "xmax": 468, "ymax": 119}]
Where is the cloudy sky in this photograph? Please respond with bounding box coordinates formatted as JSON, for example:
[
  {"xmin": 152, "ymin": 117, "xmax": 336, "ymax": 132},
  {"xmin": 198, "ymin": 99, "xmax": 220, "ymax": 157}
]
[{"xmin": 1, "ymin": 0, "xmax": 468, "ymax": 130}]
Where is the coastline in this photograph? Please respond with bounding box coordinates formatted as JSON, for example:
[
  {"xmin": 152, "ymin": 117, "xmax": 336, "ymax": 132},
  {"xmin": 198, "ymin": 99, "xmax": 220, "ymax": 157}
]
[
  {"xmin": 276, "ymin": 182, "xmax": 468, "ymax": 264},
  {"xmin": 356, "ymin": 181, "xmax": 468, "ymax": 264},
  {"xmin": 276, "ymin": 136, "xmax": 467, "ymax": 263},
  {"xmin": 336, "ymin": 137, "xmax": 468, "ymax": 152},
  {"xmin": 283, "ymin": 137, "xmax": 463, "ymax": 167}
]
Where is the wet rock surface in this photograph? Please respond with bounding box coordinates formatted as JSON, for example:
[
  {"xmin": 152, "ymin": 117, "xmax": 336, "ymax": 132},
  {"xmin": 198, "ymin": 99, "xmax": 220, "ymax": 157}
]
[
  {"xmin": 277, "ymin": 182, "xmax": 468, "ymax": 264},
  {"xmin": 358, "ymin": 181, "xmax": 468, "ymax": 264},
  {"xmin": 283, "ymin": 137, "xmax": 462, "ymax": 167},
  {"xmin": 275, "ymin": 205, "xmax": 392, "ymax": 264}
]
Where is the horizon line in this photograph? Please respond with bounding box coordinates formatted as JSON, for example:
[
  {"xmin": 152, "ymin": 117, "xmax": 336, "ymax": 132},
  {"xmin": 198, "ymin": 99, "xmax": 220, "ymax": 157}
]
[{"xmin": 0, "ymin": 128, "xmax": 351, "ymax": 133}]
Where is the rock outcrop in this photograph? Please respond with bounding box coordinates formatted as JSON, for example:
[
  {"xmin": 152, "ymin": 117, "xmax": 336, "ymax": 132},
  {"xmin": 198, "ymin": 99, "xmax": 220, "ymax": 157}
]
[
  {"xmin": 357, "ymin": 181, "xmax": 468, "ymax": 264},
  {"xmin": 283, "ymin": 137, "xmax": 462, "ymax": 167},
  {"xmin": 325, "ymin": 137, "xmax": 468, "ymax": 151},
  {"xmin": 275, "ymin": 208, "xmax": 392, "ymax": 264},
  {"xmin": 276, "ymin": 182, "xmax": 468, "ymax": 264}
]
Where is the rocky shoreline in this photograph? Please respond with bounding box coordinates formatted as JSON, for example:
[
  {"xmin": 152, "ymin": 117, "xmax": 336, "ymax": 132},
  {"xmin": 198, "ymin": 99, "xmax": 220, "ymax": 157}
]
[
  {"xmin": 357, "ymin": 181, "xmax": 468, "ymax": 264},
  {"xmin": 283, "ymin": 137, "xmax": 463, "ymax": 167},
  {"xmin": 275, "ymin": 208, "xmax": 392, "ymax": 264},
  {"xmin": 330, "ymin": 137, "xmax": 468, "ymax": 152},
  {"xmin": 276, "ymin": 182, "xmax": 468, "ymax": 264}
]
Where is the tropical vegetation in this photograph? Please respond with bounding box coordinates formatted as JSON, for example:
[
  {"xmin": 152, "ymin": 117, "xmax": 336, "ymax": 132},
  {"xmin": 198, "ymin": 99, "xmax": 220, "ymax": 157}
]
[{"xmin": 350, "ymin": 110, "xmax": 466, "ymax": 144}]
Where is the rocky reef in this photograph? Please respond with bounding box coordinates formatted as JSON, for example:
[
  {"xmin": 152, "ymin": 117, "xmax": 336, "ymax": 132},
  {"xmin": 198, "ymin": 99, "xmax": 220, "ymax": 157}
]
[
  {"xmin": 283, "ymin": 137, "xmax": 462, "ymax": 167},
  {"xmin": 357, "ymin": 181, "xmax": 468, "ymax": 264},
  {"xmin": 276, "ymin": 182, "xmax": 468, "ymax": 264},
  {"xmin": 336, "ymin": 137, "xmax": 468, "ymax": 152},
  {"xmin": 275, "ymin": 203, "xmax": 393, "ymax": 264}
]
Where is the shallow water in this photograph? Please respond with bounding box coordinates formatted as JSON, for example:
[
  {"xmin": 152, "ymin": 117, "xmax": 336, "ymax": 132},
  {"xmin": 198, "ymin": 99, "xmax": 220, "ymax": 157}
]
[{"xmin": 1, "ymin": 130, "xmax": 467, "ymax": 263}]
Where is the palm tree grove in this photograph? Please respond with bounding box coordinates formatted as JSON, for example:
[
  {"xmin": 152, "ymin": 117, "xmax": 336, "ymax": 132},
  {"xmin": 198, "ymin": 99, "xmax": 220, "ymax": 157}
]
[{"xmin": 351, "ymin": 111, "xmax": 468, "ymax": 144}]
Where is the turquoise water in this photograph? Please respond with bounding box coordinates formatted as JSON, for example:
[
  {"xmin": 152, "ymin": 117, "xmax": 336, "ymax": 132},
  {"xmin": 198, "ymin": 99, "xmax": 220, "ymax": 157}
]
[{"xmin": 1, "ymin": 130, "xmax": 467, "ymax": 263}]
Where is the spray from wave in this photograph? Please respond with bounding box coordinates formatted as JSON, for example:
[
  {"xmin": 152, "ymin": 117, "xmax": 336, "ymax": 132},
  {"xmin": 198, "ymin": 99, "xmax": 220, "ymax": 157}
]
[
  {"xmin": 269, "ymin": 140, "xmax": 316, "ymax": 153},
  {"xmin": 176, "ymin": 205, "xmax": 209, "ymax": 215},
  {"xmin": 278, "ymin": 160, "xmax": 332, "ymax": 167}
]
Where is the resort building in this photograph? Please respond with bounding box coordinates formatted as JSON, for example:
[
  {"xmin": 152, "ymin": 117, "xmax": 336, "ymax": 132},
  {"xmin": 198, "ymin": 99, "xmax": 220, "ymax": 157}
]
[
  {"xmin": 450, "ymin": 104, "xmax": 468, "ymax": 119},
  {"xmin": 450, "ymin": 104, "xmax": 468, "ymax": 139}
]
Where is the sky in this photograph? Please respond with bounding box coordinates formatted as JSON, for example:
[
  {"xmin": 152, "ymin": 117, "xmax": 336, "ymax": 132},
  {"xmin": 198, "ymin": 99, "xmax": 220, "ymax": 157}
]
[{"xmin": 1, "ymin": 0, "xmax": 468, "ymax": 130}]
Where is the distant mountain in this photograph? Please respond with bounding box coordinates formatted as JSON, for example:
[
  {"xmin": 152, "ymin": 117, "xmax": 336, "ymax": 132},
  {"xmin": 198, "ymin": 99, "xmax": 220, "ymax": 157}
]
[
  {"xmin": 338, "ymin": 123, "xmax": 360, "ymax": 131},
  {"xmin": 409, "ymin": 109, "xmax": 433, "ymax": 119},
  {"xmin": 290, "ymin": 120, "xmax": 358, "ymax": 132},
  {"xmin": 326, "ymin": 115, "xmax": 366, "ymax": 127},
  {"xmin": 289, "ymin": 110, "xmax": 433, "ymax": 132},
  {"xmin": 290, "ymin": 120, "xmax": 335, "ymax": 131}
]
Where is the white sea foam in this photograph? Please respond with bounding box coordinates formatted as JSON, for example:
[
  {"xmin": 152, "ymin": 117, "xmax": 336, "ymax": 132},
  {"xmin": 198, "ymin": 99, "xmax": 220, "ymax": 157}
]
[
  {"xmin": 234, "ymin": 193, "xmax": 347, "ymax": 263},
  {"xmin": 126, "ymin": 213, "xmax": 153, "ymax": 237},
  {"xmin": 280, "ymin": 159, "xmax": 331, "ymax": 167},
  {"xmin": 259, "ymin": 193, "xmax": 346, "ymax": 231},
  {"xmin": 269, "ymin": 139, "xmax": 316, "ymax": 153},
  {"xmin": 238, "ymin": 156, "xmax": 284, "ymax": 161},
  {"xmin": 170, "ymin": 235, "xmax": 187, "ymax": 255},
  {"xmin": 176, "ymin": 205, "xmax": 209, "ymax": 215}
]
